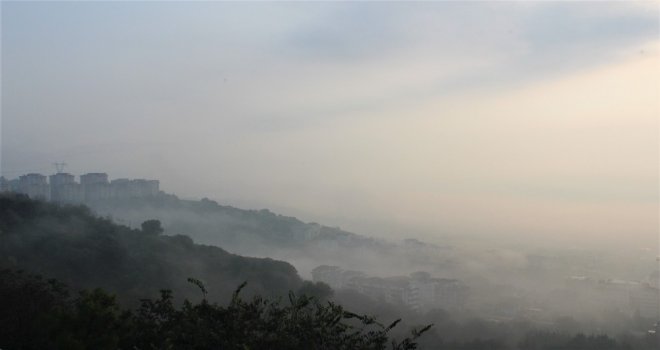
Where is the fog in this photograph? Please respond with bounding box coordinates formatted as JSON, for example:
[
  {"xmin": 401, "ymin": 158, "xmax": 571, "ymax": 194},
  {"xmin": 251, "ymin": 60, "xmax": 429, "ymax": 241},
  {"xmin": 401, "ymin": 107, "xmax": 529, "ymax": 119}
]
[
  {"xmin": 69, "ymin": 194, "xmax": 657, "ymax": 331},
  {"xmin": 2, "ymin": 1, "xmax": 658, "ymax": 252},
  {"xmin": 1, "ymin": 2, "xmax": 660, "ymax": 348}
]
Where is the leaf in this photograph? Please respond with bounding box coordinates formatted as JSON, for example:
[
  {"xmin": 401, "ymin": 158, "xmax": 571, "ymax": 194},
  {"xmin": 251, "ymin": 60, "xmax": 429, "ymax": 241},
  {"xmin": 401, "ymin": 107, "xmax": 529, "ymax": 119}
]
[{"xmin": 386, "ymin": 319, "xmax": 401, "ymax": 332}]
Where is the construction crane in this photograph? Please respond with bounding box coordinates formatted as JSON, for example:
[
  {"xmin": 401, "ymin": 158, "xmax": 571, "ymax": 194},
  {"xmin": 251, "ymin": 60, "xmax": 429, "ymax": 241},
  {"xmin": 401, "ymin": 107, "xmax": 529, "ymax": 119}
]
[{"xmin": 53, "ymin": 162, "xmax": 67, "ymax": 174}]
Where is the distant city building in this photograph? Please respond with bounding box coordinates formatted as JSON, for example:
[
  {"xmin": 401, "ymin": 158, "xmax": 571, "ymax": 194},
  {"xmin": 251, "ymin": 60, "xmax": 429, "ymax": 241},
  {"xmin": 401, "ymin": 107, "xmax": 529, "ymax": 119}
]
[
  {"xmin": 632, "ymin": 270, "xmax": 660, "ymax": 319},
  {"xmin": 7, "ymin": 178, "xmax": 20, "ymax": 192},
  {"xmin": 312, "ymin": 265, "xmax": 467, "ymax": 312},
  {"xmin": 0, "ymin": 176, "xmax": 9, "ymax": 192},
  {"xmin": 2, "ymin": 171, "xmax": 160, "ymax": 203},
  {"xmin": 565, "ymin": 274, "xmax": 660, "ymax": 318},
  {"xmin": 631, "ymin": 285, "xmax": 659, "ymax": 319},
  {"xmin": 407, "ymin": 272, "xmax": 467, "ymax": 312},
  {"xmin": 80, "ymin": 173, "xmax": 109, "ymax": 185},
  {"xmin": 49, "ymin": 173, "xmax": 84, "ymax": 203},
  {"xmin": 0, "ymin": 176, "xmax": 20, "ymax": 193},
  {"xmin": 80, "ymin": 173, "xmax": 110, "ymax": 201},
  {"xmin": 17, "ymin": 173, "xmax": 50, "ymax": 200},
  {"xmin": 346, "ymin": 275, "xmax": 410, "ymax": 306},
  {"xmin": 49, "ymin": 173, "xmax": 75, "ymax": 187},
  {"xmin": 110, "ymin": 178, "xmax": 160, "ymax": 198},
  {"xmin": 131, "ymin": 179, "xmax": 159, "ymax": 197},
  {"xmin": 110, "ymin": 178, "xmax": 132, "ymax": 198}
]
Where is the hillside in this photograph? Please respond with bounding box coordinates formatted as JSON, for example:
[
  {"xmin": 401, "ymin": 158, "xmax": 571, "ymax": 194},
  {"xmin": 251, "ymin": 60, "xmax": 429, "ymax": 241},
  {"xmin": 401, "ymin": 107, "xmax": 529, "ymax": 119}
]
[
  {"xmin": 0, "ymin": 193, "xmax": 305, "ymax": 304},
  {"xmin": 87, "ymin": 193, "xmax": 388, "ymax": 248},
  {"xmin": 1, "ymin": 194, "xmax": 654, "ymax": 350},
  {"xmin": 85, "ymin": 193, "xmax": 451, "ymax": 277}
]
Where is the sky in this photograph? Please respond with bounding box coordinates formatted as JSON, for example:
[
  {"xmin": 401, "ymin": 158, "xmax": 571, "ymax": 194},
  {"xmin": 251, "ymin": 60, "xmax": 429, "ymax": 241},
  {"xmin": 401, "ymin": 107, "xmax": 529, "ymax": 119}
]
[{"xmin": 1, "ymin": 1, "xmax": 658, "ymax": 249}]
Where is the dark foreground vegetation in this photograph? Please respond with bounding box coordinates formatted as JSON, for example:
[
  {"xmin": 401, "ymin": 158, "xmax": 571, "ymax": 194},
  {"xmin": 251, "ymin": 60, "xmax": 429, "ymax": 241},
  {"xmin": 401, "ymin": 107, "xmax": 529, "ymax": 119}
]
[
  {"xmin": 0, "ymin": 269, "xmax": 430, "ymax": 350},
  {"xmin": 0, "ymin": 193, "xmax": 309, "ymax": 304},
  {"xmin": 2, "ymin": 269, "xmax": 656, "ymax": 350}
]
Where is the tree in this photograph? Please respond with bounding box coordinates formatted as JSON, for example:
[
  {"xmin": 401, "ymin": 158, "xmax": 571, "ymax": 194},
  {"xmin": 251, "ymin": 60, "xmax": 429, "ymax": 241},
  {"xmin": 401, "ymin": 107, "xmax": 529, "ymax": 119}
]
[
  {"xmin": 297, "ymin": 280, "xmax": 334, "ymax": 301},
  {"xmin": 141, "ymin": 219, "xmax": 164, "ymax": 236}
]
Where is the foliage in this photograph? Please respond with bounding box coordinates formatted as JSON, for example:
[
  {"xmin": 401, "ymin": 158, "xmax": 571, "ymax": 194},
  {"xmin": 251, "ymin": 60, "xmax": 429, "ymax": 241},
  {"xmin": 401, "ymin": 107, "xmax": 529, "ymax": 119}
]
[
  {"xmin": 141, "ymin": 219, "xmax": 164, "ymax": 235},
  {"xmin": 0, "ymin": 269, "xmax": 430, "ymax": 350},
  {"xmin": 87, "ymin": 193, "xmax": 391, "ymax": 251},
  {"xmin": 0, "ymin": 193, "xmax": 302, "ymax": 304},
  {"xmin": 3, "ymin": 269, "xmax": 651, "ymax": 350}
]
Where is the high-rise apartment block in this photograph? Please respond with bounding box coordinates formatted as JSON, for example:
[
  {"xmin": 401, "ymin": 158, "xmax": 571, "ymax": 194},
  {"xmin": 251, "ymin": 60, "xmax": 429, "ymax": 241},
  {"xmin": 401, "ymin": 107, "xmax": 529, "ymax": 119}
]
[
  {"xmin": 49, "ymin": 173, "xmax": 84, "ymax": 203},
  {"xmin": 311, "ymin": 265, "xmax": 467, "ymax": 312},
  {"xmin": 1, "ymin": 171, "xmax": 160, "ymax": 203},
  {"xmin": 17, "ymin": 173, "xmax": 50, "ymax": 200},
  {"xmin": 80, "ymin": 173, "xmax": 110, "ymax": 201}
]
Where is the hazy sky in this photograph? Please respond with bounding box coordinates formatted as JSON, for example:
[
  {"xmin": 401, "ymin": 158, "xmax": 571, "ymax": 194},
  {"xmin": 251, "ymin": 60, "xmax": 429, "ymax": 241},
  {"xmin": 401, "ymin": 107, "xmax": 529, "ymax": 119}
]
[{"xmin": 2, "ymin": 1, "xmax": 658, "ymax": 248}]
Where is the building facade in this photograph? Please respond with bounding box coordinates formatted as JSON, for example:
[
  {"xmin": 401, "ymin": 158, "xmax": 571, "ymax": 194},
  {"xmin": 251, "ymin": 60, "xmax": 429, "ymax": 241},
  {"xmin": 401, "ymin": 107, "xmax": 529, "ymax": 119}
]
[
  {"xmin": 312, "ymin": 265, "xmax": 467, "ymax": 312},
  {"xmin": 17, "ymin": 173, "xmax": 50, "ymax": 200},
  {"xmin": 3, "ymin": 172, "xmax": 160, "ymax": 203}
]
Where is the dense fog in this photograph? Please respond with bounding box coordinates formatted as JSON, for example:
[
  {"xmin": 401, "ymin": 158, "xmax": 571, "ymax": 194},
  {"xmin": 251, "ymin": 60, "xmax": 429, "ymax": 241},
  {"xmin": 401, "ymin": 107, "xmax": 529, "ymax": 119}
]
[
  {"xmin": 1, "ymin": 191, "xmax": 658, "ymax": 349},
  {"xmin": 85, "ymin": 195, "xmax": 659, "ymax": 328},
  {"xmin": 1, "ymin": 1, "xmax": 659, "ymax": 349}
]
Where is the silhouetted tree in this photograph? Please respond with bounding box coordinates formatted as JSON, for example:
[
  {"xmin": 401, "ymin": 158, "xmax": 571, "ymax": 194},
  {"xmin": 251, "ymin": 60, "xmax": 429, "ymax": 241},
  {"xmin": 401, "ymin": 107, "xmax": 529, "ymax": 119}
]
[{"xmin": 141, "ymin": 219, "xmax": 163, "ymax": 236}]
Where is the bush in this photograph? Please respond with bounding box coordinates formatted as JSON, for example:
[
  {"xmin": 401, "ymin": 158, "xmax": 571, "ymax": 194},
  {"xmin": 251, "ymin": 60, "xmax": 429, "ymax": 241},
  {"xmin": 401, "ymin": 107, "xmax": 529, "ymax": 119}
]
[{"xmin": 0, "ymin": 270, "xmax": 430, "ymax": 350}]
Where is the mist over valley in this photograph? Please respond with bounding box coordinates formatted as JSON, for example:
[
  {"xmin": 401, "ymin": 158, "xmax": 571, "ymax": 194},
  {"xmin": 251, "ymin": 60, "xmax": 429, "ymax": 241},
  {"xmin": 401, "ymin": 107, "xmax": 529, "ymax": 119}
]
[{"xmin": 1, "ymin": 1, "xmax": 658, "ymax": 349}]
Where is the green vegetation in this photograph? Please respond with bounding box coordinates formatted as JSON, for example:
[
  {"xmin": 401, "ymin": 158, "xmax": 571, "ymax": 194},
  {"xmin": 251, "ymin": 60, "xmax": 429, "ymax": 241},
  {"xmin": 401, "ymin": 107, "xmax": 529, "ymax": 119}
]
[
  {"xmin": 86, "ymin": 194, "xmax": 389, "ymax": 251},
  {"xmin": 2, "ymin": 269, "xmax": 654, "ymax": 350},
  {"xmin": 0, "ymin": 193, "xmax": 303, "ymax": 303},
  {"xmin": 0, "ymin": 269, "xmax": 429, "ymax": 350}
]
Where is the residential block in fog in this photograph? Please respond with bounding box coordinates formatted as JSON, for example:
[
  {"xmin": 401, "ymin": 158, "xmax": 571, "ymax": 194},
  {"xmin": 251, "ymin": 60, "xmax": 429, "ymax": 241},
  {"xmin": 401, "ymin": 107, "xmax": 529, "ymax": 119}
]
[
  {"xmin": 16, "ymin": 173, "xmax": 50, "ymax": 200},
  {"xmin": 312, "ymin": 265, "xmax": 467, "ymax": 312},
  {"xmin": 49, "ymin": 173, "xmax": 84, "ymax": 203},
  {"xmin": 565, "ymin": 274, "xmax": 660, "ymax": 319},
  {"xmin": 0, "ymin": 172, "xmax": 160, "ymax": 203}
]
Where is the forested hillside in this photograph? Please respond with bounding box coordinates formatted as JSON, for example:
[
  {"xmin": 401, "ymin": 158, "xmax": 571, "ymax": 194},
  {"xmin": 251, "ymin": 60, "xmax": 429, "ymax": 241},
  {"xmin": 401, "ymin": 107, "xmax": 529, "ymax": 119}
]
[
  {"xmin": 88, "ymin": 193, "xmax": 387, "ymax": 249},
  {"xmin": 0, "ymin": 193, "xmax": 305, "ymax": 303},
  {"xmin": 85, "ymin": 194, "xmax": 447, "ymax": 277}
]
